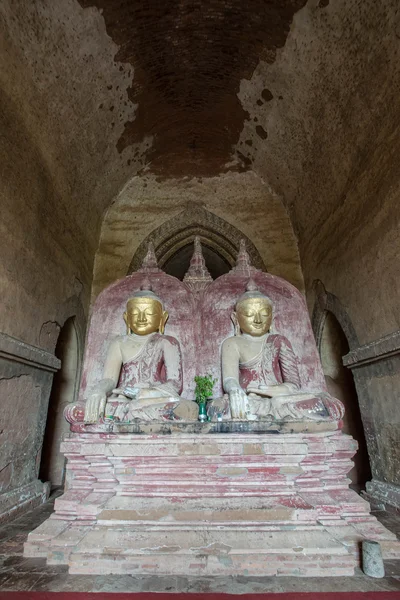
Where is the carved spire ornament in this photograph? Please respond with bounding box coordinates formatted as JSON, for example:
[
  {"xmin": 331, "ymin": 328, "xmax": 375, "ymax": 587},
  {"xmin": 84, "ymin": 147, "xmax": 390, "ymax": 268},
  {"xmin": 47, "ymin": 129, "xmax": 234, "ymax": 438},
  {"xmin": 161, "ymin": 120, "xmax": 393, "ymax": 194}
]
[
  {"xmin": 183, "ymin": 236, "xmax": 213, "ymax": 293},
  {"xmin": 230, "ymin": 239, "xmax": 257, "ymax": 276},
  {"xmin": 139, "ymin": 242, "xmax": 161, "ymax": 273},
  {"xmin": 245, "ymin": 278, "xmax": 259, "ymax": 293}
]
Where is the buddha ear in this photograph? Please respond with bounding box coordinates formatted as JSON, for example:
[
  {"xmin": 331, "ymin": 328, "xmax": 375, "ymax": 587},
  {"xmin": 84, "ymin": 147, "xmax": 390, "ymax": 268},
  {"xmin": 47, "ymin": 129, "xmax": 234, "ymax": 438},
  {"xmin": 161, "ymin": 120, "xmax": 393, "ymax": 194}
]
[
  {"xmin": 231, "ymin": 311, "xmax": 240, "ymax": 336},
  {"xmin": 123, "ymin": 311, "xmax": 131, "ymax": 335},
  {"xmin": 159, "ymin": 310, "xmax": 169, "ymax": 334}
]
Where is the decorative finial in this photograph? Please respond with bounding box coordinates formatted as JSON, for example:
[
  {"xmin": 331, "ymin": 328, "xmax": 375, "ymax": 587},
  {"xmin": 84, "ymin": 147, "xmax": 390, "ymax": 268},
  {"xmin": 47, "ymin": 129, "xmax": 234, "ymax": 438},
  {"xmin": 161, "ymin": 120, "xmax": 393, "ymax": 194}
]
[
  {"xmin": 230, "ymin": 239, "xmax": 256, "ymax": 275},
  {"xmin": 139, "ymin": 242, "xmax": 161, "ymax": 273},
  {"xmin": 236, "ymin": 239, "xmax": 251, "ymax": 268},
  {"xmin": 236, "ymin": 278, "xmax": 273, "ymax": 308},
  {"xmin": 140, "ymin": 277, "xmax": 152, "ymax": 291},
  {"xmin": 183, "ymin": 236, "xmax": 212, "ymax": 293},
  {"xmin": 129, "ymin": 278, "xmax": 163, "ymax": 307},
  {"xmin": 246, "ymin": 278, "xmax": 259, "ymax": 293}
]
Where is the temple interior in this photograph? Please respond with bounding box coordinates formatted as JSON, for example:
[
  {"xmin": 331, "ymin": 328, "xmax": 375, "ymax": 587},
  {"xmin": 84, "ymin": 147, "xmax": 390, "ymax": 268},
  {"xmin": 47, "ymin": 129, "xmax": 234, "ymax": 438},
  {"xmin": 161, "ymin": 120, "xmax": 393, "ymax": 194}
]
[{"xmin": 0, "ymin": 0, "xmax": 400, "ymax": 593}]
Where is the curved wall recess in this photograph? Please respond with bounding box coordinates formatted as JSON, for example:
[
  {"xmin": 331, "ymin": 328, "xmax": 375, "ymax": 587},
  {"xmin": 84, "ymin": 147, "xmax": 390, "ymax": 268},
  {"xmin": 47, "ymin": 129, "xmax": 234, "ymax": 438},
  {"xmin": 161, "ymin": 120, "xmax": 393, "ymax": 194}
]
[
  {"xmin": 128, "ymin": 205, "xmax": 266, "ymax": 276},
  {"xmin": 312, "ymin": 279, "xmax": 359, "ymax": 352}
]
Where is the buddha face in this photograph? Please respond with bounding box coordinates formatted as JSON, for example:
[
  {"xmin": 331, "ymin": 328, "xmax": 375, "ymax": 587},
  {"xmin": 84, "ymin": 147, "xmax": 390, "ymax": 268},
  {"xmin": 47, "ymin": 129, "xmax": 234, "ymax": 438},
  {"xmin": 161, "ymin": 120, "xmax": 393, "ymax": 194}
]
[
  {"xmin": 124, "ymin": 297, "xmax": 168, "ymax": 336},
  {"xmin": 235, "ymin": 297, "xmax": 272, "ymax": 337}
]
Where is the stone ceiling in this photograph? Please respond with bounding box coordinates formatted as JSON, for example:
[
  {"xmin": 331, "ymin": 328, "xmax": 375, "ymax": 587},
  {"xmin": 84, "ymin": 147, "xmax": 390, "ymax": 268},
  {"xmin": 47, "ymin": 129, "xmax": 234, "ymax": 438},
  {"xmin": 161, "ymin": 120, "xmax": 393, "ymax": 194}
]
[{"xmin": 1, "ymin": 0, "xmax": 399, "ymax": 244}]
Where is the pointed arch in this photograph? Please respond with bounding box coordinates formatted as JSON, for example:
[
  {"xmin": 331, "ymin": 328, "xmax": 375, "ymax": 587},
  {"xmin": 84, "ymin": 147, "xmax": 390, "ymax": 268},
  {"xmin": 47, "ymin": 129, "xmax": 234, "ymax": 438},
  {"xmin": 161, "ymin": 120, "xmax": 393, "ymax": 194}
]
[{"xmin": 127, "ymin": 206, "xmax": 266, "ymax": 275}]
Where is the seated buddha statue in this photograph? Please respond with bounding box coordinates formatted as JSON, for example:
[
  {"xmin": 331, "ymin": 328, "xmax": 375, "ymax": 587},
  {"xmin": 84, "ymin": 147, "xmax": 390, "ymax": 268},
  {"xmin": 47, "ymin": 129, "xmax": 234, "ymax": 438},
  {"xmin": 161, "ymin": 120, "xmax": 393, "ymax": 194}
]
[
  {"xmin": 221, "ymin": 280, "xmax": 344, "ymax": 422},
  {"xmin": 84, "ymin": 284, "xmax": 195, "ymax": 423}
]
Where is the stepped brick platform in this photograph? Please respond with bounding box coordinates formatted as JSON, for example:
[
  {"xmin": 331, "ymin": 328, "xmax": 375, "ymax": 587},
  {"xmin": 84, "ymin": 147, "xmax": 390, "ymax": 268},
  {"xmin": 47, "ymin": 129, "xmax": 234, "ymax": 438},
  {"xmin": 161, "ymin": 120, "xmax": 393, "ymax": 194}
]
[{"xmin": 24, "ymin": 429, "xmax": 400, "ymax": 577}]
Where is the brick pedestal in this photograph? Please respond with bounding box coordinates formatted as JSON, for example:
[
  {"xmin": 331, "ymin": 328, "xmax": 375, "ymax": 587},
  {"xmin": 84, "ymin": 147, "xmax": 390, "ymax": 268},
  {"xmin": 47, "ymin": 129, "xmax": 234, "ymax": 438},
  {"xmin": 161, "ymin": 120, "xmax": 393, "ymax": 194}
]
[{"xmin": 24, "ymin": 430, "xmax": 400, "ymax": 577}]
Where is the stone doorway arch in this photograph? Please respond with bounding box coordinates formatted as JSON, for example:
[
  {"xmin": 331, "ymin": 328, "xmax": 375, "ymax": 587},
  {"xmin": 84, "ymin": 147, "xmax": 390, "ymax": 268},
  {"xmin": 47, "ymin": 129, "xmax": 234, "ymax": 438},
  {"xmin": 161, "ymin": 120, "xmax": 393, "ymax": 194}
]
[{"xmin": 128, "ymin": 205, "xmax": 266, "ymax": 278}]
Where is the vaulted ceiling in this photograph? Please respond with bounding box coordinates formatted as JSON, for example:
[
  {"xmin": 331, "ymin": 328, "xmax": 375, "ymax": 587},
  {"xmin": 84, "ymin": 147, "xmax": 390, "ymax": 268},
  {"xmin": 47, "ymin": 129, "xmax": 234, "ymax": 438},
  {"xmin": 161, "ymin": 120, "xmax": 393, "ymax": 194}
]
[
  {"xmin": 1, "ymin": 0, "xmax": 399, "ymax": 245},
  {"xmin": 77, "ymin": 0, "xmax": 307, "ymax": 176}
]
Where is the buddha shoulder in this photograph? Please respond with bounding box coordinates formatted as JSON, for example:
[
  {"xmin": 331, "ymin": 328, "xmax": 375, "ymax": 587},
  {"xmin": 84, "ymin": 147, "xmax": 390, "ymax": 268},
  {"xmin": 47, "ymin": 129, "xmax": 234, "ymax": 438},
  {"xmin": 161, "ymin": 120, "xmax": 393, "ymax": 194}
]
[
  {"xmin": 161, "ymin": 334, "xmax": 181, "ymax": 350},
  {"xmin": 221, "ymin": 336, "xmax": 241, "ymax": 354},
  {"xmin": 106, "ymin": 335, "xmax": 126, "ymax": 350}
]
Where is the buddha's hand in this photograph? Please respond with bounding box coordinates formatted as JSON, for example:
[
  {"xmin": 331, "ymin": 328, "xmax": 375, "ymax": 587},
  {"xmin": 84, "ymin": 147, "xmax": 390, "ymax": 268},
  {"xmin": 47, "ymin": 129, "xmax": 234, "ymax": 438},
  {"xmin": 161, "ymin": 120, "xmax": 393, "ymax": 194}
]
[
  {"xmin": 223, "ymin": 377, "xmax": 248, "ymax": 419},
  {"xmin": 228, "ymin": 388, "xmax": 249, "ymax": 419},
  {"xmin": 84, "ymin": 392, "xmax": 107, "ymax": 424}
]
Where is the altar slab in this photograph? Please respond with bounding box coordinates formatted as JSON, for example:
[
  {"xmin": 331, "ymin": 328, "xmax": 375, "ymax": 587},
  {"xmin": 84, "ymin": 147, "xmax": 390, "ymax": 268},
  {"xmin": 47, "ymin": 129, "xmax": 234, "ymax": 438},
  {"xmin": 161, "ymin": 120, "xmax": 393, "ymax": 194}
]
[{"xmin": 24, "ymin": 429, "xmax": 400, "ymax": 577}]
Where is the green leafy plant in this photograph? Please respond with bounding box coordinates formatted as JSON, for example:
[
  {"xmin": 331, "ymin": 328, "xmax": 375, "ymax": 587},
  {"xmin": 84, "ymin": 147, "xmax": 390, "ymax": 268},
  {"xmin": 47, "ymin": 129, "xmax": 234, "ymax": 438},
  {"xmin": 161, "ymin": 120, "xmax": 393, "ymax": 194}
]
[{"xmin": 194, "ymin": 374, "xmax": 217, "ymax": 405}]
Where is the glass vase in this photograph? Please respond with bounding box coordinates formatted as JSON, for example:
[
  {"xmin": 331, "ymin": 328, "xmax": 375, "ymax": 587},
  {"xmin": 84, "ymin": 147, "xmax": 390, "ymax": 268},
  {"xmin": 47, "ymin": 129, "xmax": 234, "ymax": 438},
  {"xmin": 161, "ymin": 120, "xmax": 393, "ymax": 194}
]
[{"xmin": 198, "ymin": 402, "xmax": 207, "ymax": 422}]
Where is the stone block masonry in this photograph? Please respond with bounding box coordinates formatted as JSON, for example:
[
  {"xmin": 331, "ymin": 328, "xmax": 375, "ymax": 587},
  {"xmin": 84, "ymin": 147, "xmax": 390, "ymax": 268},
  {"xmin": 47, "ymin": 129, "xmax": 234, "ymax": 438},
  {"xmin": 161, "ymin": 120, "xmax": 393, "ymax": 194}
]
[{"xmin": 24, "ymin": 430, "xmax": 400, "ymax": 576}]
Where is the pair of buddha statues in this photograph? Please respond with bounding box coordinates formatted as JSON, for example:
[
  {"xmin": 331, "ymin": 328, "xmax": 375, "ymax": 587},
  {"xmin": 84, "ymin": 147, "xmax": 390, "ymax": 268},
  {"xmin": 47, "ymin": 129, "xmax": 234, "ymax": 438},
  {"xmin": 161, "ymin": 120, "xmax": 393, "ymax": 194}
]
[{"xmin": 84, "ymin": 281, "xmax": 343, "ymax": 425}]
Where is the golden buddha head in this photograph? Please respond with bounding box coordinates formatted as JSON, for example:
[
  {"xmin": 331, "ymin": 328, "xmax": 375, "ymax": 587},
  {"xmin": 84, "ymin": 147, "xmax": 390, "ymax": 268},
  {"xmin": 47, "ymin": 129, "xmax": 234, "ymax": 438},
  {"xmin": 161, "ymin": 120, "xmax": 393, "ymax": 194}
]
[
  {"xmin": 233, "ymin": 279, "xmax": 273, "ymax": 337},
  {"xmin": 124, "ymin": 284, "xmax": 168, "ymax": 336}
]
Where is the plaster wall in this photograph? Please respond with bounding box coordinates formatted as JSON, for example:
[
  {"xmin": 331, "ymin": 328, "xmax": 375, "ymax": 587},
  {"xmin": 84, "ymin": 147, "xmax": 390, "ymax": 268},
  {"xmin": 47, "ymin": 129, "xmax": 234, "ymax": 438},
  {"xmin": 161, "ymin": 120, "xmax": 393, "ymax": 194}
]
[
  {"xmin": 0, "ymin": 88, "xmax": 91, "ymax": 347},
  {"xmin": 352, "ymin": 360, "xmax": 400, "ymax": 489},
  {"xmin": 0, "ymin": 0, "xmax": 144, "ymax": 235},
  {"xmin": 235, "ymin": 0, "xmax": 399, "ymax": 339},
  {"xmin": 0, "ymin": 368, "xmax": 50, "ymax": 500},
  {"xmin": 301, "ymin": 161, "xmax": 400, "ymax": 492},
  {"xmin": 0, "ymin": 335, "xmax": 60, "ymax": 523},
  {"xmin": 1, "ymin": 0, "xmax": 399, "ymax": 515},
  {"xmin": 302, "ymin": 179, "xmax": 400, "ymax": 346},
  {"xmin": 92, "ymin": 171, "xmax": 304, "ymax": 300},
  {"xmin": 0, "ymin": 0, "xmax": 135, "ymax": 520},
  {"xmin": 234, "ymin": 0, "xmax": 400, "ymax": 499},
  {"xmin": 0, "ymin": 82, "xmax": 90, "ymax": 519}
]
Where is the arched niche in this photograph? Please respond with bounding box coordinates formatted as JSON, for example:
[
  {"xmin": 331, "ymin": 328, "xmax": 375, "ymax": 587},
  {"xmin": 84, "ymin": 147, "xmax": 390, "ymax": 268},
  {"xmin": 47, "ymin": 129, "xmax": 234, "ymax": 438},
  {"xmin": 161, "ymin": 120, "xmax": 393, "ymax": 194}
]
[
  {"xmin": 312, "ymin": 280, "xmax": 359, "ymax": 351},
  {"xmin": 40, "ymin": 316, "xmax": 81, "ymax": 488},
  {"xmin": 312, "ymin": 280, "xmax": 371, "ymax": 490},
  {"xmin": 128, "ymin": 206, "xmax": 266, "ymax": 279}
]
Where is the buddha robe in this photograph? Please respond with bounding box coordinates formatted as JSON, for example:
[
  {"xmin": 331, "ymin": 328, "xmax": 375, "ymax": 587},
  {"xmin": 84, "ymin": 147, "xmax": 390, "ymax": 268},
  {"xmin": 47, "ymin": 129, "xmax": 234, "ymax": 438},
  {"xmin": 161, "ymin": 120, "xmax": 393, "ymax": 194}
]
[
  {"xmin": 239, "ymin": 334, "xmax": 300, "ymax": 392},
  {"xmin": 117, "ymin": 333, "xmax": 182, "ymax": 397},
  {"xmin": 241, "ymin": 334, "xmax": 344, "ymax": 421},
  {"xmin": 106, "ymin": 333, "xmax": 184, "ymax": 421}
]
